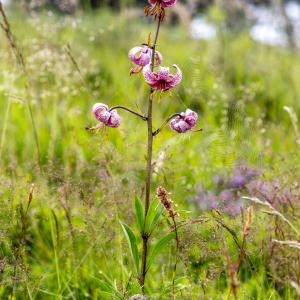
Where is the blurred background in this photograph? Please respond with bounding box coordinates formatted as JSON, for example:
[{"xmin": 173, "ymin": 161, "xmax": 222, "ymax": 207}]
[{"xmin": 2, "ymin": 0, "xmax": 300, "ymax": 49}]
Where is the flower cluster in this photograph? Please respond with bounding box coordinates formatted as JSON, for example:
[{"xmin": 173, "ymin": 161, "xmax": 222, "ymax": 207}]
[
  {"xmin": 191, "ymin": 163, "xmax": 262, "ymax": 216},
  {"xmin": 169, "ymin": 109, "xmax": 198, "ymax": 133},
  {"xmin": 89, "ymin": 0, "xmax": 198, "ymax": 135},
  {"xmin": 92, "ymin": 103, "xmax": 121, "ymax": 128},
  {"xmin": 193, "ymin": 163, "xmax": 300, "ymax": 215},
  {"xmin": 128, "ymin": 45, "xmax": 182, "ymax": 91}
]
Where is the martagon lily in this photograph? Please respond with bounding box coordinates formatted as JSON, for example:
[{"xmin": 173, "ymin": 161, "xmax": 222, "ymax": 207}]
[
  {"xmin": 128, "ymin": 45, "xmax": 162, "ymax": 74},
  {"xmin": 169, "ymin": 109, "xmax": 198, "ymax": 133},
  {"xmin": 143, "ymin": 63, "xmax": 182, "ymax": 91},
  {"xmin": 92, "ymin": 103, "xmax": 121, "ymax": 128}
]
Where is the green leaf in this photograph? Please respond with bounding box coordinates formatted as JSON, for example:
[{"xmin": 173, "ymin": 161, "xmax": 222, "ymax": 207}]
[
  {"xmin": 147, "ymin": 232, "xmax": 176, "ymax": 270},
  {"xmin": 92, "ymin": 275, "xmax": 123, "ymax": 299},
  {"xmin": 134, "ymin": 196, "xmax": 144, "ymax": 232},
  {"xmin": 120, "ymin": 222, "xmax": 139, "ymax": 274},
  {"xmin": 144, "ymin": 199, "xmax": 164, "ymax": 235}
]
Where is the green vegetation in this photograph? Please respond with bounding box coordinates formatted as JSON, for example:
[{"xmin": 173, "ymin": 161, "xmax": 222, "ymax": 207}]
[{"xmin": 0, "ymin": 7, "xmax": 300, "ymax": 299}]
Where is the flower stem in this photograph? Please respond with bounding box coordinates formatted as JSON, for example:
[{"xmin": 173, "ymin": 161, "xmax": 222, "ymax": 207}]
[
  {"xmin": 109, "ymin": 106, "xmax": 147, "ymax": 121},
  {"xmin": 139, "ymin": 13, "xmax": 162, "ymax": 293},
  {"xmin": 153, "ymin": 113, "xmax": 182, "ymax": 136}
]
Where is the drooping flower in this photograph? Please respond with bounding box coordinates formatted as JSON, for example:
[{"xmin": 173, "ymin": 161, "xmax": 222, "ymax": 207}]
[
  {"xmin": 169, "ymin": 109, "xmax": 198, "ymax": 133},
  {"xmin": 143, "ymin": 63, "xmax": 182, "ymax": 91},
  {"xmin": 148, "ymin": 0, "xmax": 176, "ymax": 9},
  {"xmin": 92, "ymin": 103, "xmax": 121, "ymax": 128},
  {"xmin": 128, "ymin": 46, "xmax": 162, "ymax": 67}
]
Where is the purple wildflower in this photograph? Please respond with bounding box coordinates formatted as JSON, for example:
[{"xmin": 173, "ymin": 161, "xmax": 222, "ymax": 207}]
[
  {"xmin": 143, "ymin": 63, "xmax": 182, "ymax": 91},
  {"xmin": 92, "ymin": 103, "xmax": 121, "ymax": 128},
  {"xmin": 219, "ymin": 190, "xmax": 233, "ymax": 202},
  {"xmin": 229, "ymin": 174, "xmax": 247, "ymax": 188},
  {"xmin": 128, "ymin": 46, "xmax": 162, "ymax": 67},
  {"xmin": 169, "ymin": 109, "xmax": 198, "ymax": 133}
]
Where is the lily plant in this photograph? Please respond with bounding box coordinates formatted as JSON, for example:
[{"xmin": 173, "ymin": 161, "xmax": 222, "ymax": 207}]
[{"xmin": 88, "ymin": 0, "xmax": 199, "ymax": 296}]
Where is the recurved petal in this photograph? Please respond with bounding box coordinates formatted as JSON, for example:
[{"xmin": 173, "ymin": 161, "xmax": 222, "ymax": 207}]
[
  {"xmin": 93, "ymin": 102, "xmax": 109, "ymax": 120},
  {"xmin": 168, "ymin": 64, "xmax": 182, "ymax": 88},
  {"xmin": 128, "ymin": 46, "xmax": 142, "ymax": 60},
  {"xmin": 143, "ymin": 64, "xmax": 158, "ymax": 85},
  {"xmin": 107, "ymin": 110, "xmax": 121, "ymax": 128},
  {"xmin": 162, "ymin": 0, "xmax": 177, "ymax": 7},
  {"xmin": 155, "ymin": 50, "xmax": 163, "ymax": 65},
  {"xmin": 98, "ymin": 110, "xmax": 111, "ymax": 123},
  {"xmin": 128, "ymin": 46, "xmax": 151, "ymax": 66},
  {"xmin": 184, "ymin": 109, "xmax": 198, "ymax": 127}
]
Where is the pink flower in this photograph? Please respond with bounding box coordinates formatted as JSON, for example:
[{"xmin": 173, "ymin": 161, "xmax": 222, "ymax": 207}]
[
  {"xmin": 128, "ymin": 46, "xmax": 162, "ymax": 67},
  {"xmin": 169, "ymin": 109, "xmax": 198, "ymax": 133},
  {"xmin": 148, "ymin": 0, "xmax": 176, "ymax": 8},
  {"xmin": 143, "ymin": 64, "xmax": 182, "ymax": 91},
  {"xmin": 92, "ymin": 103, "xmax": 121, "ymax": 128}
]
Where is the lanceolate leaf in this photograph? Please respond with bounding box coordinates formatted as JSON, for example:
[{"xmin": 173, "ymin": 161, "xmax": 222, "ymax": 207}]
[
  {"xmin": 144, "ymin": 199, "xmax": 164, "ymax": 235},
  {"xmin": 134, "ymin": 196, "xmax": 145, "ymax": 232},
  {"xmin": 120, "ymin": 222, "xmax": 139, "ymax": 274},
  {"xmin": 147, "ymin": 232, "xmax": 176, "ymax": 270}
]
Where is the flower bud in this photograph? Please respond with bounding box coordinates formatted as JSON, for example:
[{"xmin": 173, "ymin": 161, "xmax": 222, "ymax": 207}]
[
  {"xmin": 92, "ymin": 103, "xmax": 121, "ymax": 128},
  {"xmin": 169, "ymin": 109, "xmax": 198, "ymax": 133}
]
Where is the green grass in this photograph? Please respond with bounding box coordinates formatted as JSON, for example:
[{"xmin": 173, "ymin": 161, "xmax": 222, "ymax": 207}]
[{"xmin": 0, "ymin": 7, "xmax": 300, "ymax": 299}]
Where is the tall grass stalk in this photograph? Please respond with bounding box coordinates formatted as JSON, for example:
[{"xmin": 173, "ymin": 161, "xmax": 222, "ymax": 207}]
[
  {"xmin": 0, "ymin": 2, "xmax": 41, "ymax": 168},
  {"xmin": 0, "ymin": 96, "xmax": 11, "ymax": 161}
]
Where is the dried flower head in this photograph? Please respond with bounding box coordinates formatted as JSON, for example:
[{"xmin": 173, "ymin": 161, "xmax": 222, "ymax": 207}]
[
  {"xmin": 156, "ymin": 186, "xmax": 177, "ymax": 217},
  {"xmin": 169, "ymin": 109, "xmax": 198, "ymax": 133},
  {"xmin": 145, "ymin": 0, "xmax": 176, "ymax": 19},
  {"xmin": 92, "ymin": 103, "xmax": 121, "ymax": 128},
  {"xmin": 143, "ymin": 63, "xmax": 182, "ymax": 91}
]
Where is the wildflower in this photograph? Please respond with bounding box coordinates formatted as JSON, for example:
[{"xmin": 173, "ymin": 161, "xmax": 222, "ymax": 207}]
[
  {"xmin": 229, "ymin": 174, "xmax": 247, "ymax": 189},
  {"xmin": 92, "ymin": 103, "xmax": 121, "ymax": 128},
  {"xmin": 169, "ymin": 109, "xmax": 198, "ymax": 133},
  {"xmin": 128, "ymin": 46, "xmax": 162, "ymax": 67},
  {"xmin": 156, "ymin": 186, "xmax": 177, "ymax": 217},
  {"xmin": 143, "ymin": 64, "xmax": 182, "ymax": 91},
  {"xmin": 219, "ymin": 190, "xmax": 233, "ymax": 202}
]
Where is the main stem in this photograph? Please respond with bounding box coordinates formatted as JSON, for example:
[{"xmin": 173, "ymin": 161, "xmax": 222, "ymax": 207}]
[{"xmin": 139, "ymin": 15, "xmax": 162, "ymax": 292}]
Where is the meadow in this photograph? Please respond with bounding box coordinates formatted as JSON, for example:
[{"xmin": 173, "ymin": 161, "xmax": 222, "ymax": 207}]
[{"xmin": 0, "ymin": 3, "xmax": 300, "ymax": 299}]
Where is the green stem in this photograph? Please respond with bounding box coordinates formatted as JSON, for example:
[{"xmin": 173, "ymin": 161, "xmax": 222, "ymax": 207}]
[{"xmin": 139, "ymin": 13, "xmax": 162, "ymax": 293}]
